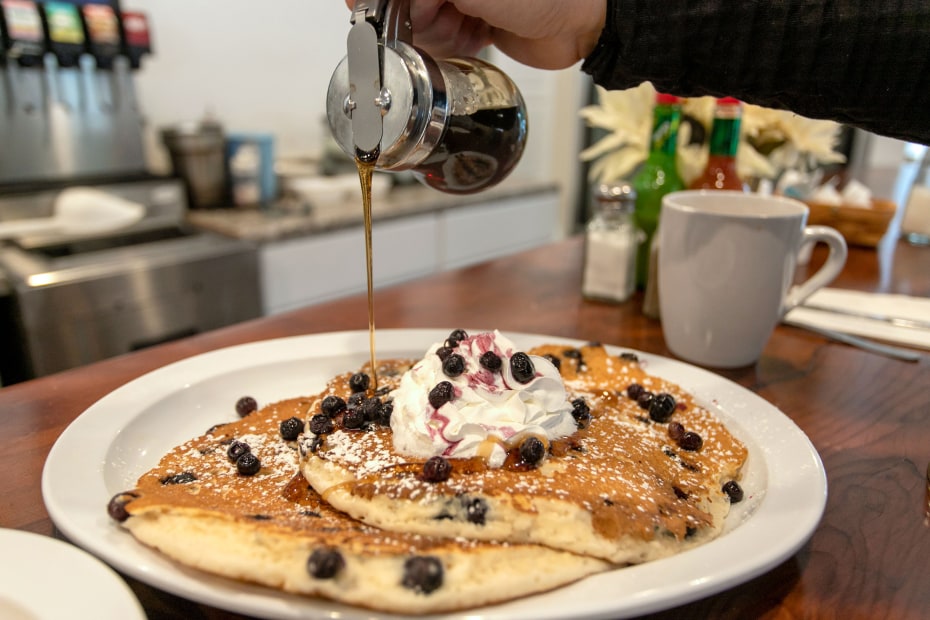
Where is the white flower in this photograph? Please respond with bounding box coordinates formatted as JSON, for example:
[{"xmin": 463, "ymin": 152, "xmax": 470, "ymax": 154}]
[
  {"xmin": 578, "ymin": 82, "xmax": 847, "ymax": 186},
  {"xmin": 578, "ymin": 83, "xmax": 653, "ymax": 183}
]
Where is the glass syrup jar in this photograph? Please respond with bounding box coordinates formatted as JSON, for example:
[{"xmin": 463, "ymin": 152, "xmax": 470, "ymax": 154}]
[
  {"xmin": 582, "ymin": 183, "xmax": 640, "ymax": 303},
  {"xmin": 326, "ymin": 0, "xmax": 528, "ymax": 194}
]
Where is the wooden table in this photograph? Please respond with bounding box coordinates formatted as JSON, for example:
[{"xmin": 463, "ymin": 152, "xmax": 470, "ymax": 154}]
[{"xmin": 2, "ymin": 236, "xmax": 928, "ymax": 619}]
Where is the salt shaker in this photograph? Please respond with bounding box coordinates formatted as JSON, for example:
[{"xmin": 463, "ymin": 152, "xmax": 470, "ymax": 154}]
[{"xmin": 582, "ymin": 183, "xmax": 639, "ymax": 303}]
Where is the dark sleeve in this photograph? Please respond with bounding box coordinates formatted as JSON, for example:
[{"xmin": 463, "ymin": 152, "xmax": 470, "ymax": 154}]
[{"xmin": 582, "ymin": 0, "xmax": 930, "ymax": 145}]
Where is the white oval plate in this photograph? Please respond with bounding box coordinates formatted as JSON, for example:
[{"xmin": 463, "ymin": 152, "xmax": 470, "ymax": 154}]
[
  {"xmin": 0, "ymin": 528, "xmax": 145, "ymax": 620},
  {"xmin": 42, "ymin": 329, "xmax": 826, "ymax": 620}
]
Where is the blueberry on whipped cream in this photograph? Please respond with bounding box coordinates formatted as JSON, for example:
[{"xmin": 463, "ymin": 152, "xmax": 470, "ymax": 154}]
[{"xmin": 390, "ymin": 330, "xmax": 578, "ymax": 468}]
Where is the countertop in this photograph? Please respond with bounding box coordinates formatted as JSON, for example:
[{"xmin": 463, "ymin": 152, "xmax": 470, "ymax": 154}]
[
  {"xmin": 2, "ymin": 237, "xmax": 928, "ymax": 618},
  {"xmin": 187, "ymin": 178, "xmax": 559, "ymax": 243}
]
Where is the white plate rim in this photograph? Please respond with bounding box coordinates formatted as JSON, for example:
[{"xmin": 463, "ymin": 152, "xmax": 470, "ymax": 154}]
[
  {"xmin": 41, "ymin": 328, "xmax": 827, "ymax": 620},
  {"xmin": 0, "ymin": 527, "xmax": 146, "ymax": 619}
]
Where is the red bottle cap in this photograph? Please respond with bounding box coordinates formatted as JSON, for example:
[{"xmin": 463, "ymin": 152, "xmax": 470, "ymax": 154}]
[
  {"xmin": 717, "ymin": 97, "xmax": 741, "ymax": 105},
  {"xmin": 655, "ymin": 93, "xmax": 681, "ymax": 105}
]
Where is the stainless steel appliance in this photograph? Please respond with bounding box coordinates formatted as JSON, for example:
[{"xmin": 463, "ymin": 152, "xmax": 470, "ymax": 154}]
[
  {"xmin": 0, "ymin": 178, "xmax": 261, "ymax": 385},
  {"xmin": 0, "ymin": 1, "xmax": 150, "ymax": 186}
]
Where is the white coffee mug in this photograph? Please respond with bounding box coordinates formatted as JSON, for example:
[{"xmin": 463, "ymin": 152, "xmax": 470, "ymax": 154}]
[{"xmin": 658, "ymin": 190, "xmax": 848, "ymax": 368}]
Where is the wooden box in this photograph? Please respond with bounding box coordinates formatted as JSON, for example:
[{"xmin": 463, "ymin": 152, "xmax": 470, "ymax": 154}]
[{"xmin": 804, "ymin": 198, "xmax": 897, "ymax": 247}]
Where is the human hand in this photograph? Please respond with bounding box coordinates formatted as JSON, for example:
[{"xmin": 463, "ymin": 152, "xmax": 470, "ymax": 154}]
[{"xmin": 341, "ymin": 0, "xmax": 606, "ymax": 70}]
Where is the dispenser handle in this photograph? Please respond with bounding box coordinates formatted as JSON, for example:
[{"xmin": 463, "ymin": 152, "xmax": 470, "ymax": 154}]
[
  {"xmin": 345, "ymin": 0, "xmax": 412, "ymax": 160},
  {"xmin": 350, "ymin": 0, "xmax": 411, "ymax": 47}
]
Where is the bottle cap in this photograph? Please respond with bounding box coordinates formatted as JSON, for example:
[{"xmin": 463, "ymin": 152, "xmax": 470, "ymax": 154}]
[
  {"xmin": 594, "ymin": 183, "xmax": 636, "ymax": 211},
  {"xmin": 655, "ymin": 93, "xmax": 681, "ymax": 105},
  {"xmin": 716, "ymin": 97, "xmax": 741, "ymax": 105}
]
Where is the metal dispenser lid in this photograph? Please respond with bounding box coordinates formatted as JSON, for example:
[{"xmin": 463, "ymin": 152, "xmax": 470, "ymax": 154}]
[
  {"xmin": 326, "ymin": 0, "xmax": 449, "ymax": 170},
  {"xmin": 594, "ymin": 183, "xmax": 637, "ymax": 212}
]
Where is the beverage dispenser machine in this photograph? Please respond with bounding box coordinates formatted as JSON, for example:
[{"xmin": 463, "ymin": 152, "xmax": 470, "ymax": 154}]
[{"xmin": 0, "ymin": 0, "xmax": 150, "ymax": 186}]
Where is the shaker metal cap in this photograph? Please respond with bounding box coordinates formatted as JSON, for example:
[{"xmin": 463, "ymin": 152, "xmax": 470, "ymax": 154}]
[{"xmin": 594, "ymin": 183, "xmax": 636, "ymax": 210}]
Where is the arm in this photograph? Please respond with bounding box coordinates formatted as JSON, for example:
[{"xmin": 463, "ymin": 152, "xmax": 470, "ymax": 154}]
[
  {"xmin": 583, "ymin": 0, "xmax": 930, "ymax": 144},
  {"xmin": 341, "ymin": 0, "xmax": 930, "ymax": 144}
]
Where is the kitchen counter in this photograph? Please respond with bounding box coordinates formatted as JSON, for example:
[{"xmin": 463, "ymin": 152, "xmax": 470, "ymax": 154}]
[
  {"xmin": 186, "ymin": 178, "xmax": 559, "ymax": 243},
  {"xmin": 188, "ymin": 177, "xmax": 563, "ymax": 315}
]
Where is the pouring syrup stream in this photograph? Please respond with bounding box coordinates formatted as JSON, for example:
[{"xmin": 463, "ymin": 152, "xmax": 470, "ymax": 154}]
[{"xmin": 356, "ymin": 155, "xmax": 379, "ymax": 391}]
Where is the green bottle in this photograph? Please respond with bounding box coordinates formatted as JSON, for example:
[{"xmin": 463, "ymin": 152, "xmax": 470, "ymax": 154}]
[{"xmin": 631, "ymin": 93, "xmax": 684, "ymax": 289}]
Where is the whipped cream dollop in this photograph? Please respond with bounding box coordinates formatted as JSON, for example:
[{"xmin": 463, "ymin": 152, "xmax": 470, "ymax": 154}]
[{"xmin": 390, "ymin": 330, "xmax": 578, "ymax": 467}]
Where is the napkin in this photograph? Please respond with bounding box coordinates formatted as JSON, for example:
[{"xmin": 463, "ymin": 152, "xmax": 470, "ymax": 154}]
[{"xmin": 784, "ymin": 288, "xmax": 930, "ymax": 350}]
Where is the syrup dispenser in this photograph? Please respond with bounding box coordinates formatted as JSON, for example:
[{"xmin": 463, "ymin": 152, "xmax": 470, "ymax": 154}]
[{"xmin": 326, "ymin": 0, "xmax": 528, "ymax": 194}]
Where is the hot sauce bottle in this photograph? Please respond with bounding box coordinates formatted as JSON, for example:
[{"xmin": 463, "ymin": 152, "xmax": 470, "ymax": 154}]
[{"xmin": 690, "ymin": 97, "xmax": 747, "ymax": 191}]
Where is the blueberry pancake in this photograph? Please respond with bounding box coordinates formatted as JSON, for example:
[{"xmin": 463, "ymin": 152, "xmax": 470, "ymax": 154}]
[
  {"xmin": 300, "ymin": 331, "xmax": 748, "ymax": 564},
  {"xmin": 107, "ymin": 375, "xmax": 610, "ymax": 615}
]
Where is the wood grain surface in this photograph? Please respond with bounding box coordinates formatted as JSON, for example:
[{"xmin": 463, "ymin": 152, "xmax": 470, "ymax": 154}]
[{"xmin": 1, "ymin": 235, "xmax": 928, "ymax": 619}]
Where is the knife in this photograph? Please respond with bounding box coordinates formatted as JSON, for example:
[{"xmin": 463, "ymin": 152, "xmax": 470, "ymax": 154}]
[{"xmin": 799, "ymin": 302, "xmax": 930, "ymax": 331}]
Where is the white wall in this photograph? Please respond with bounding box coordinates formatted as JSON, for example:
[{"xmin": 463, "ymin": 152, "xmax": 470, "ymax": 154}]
[
  {"xmin": 128, "ymin": 1, "xmax": 352, "ymax": 171},
  {"xmin": 125, "ymin": 1, "xmax": 585, "ymax": 235}
]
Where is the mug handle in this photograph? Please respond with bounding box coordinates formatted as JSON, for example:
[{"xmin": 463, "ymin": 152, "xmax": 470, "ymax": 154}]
[{"xmin": 783, "ymin": 226, "xmax": 848, "ymax": 313}]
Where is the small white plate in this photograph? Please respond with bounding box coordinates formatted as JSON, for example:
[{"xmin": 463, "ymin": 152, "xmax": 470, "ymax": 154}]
[
  {"xmin": 42, "ymin": 329, "xmax": 827, "ymax": 619},
  {"xmin": 0, "ymin": 528, "xmax": 145, "ymax": 620}
]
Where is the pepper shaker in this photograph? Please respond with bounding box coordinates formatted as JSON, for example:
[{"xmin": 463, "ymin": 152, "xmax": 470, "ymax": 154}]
[{"xmin": 582, "ymin": 183, "xmax": 640, "ymax": 303}]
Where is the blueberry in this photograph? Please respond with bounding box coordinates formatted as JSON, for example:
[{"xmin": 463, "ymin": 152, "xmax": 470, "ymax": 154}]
[
  {"xmin": 347, "ymin": 392, "xmax": 366, "ymax": 409},
  {"xmin": 637, "ymin": 391, "xmax": 655, "ymax": 410},
  {"xmin": 571, "ymin": 398, "xmax": 591, "ymax": 429},
  {"xmin": 428, "ymin": 381, "xmax": 455, "ymax": 409},
  {"xmin": 464, "ymin": 497, "xmax": 488, "ymax": 524},
  {"xmin": 627, "ymin": 383, "xmax": 644, "ymax": 400},
  {"xmin": 358, "ymin": 397, "xmax": 383, "ymax": 422},
  {"xmin": 543, "ymin": 353, "xmax": 561, "ymax": 371},
  {"xmin": 236, "ymin": 452, "xmax": 261, "ymax": 476},
  {"xmin": 519, "ymin": 437, "xmax": 546, "ymax": 466},
  {"xmin": 307, "ymin": 547, "xmax": 345, "ymax": 579},
  {"xmin": 436, "ymin": 346, "xmax": 454, "ymax": 361},
  {"xmin": 402, "ymin": 556, "xmax": 444, "ymax": 594},
  {"xmin": 107, "ymin": 491, "xmax": 138, "ymax": 522},
  {"xmin": 309, "ymin": 414, "xmax": 335, "ymax": 435},
  {"xmin": 421, "ymin": 456, "xmax": 452, "ymax": 483},
  {"xmin": 620, "ymin": 352, "xmax": 640, "ymax": 362},
  {"xmin": 510, "ymin": 352, "xmax": 536, "ymax": 384},
  {"xmin": 342, "ymin": 408, "xmax": 366, "ymax": 430},
  {"xmin": 723, "ymin": 480, "xmax": 744, "ymax": 503},
  {"xmin": 563, "ymin": 348, "xmax": 586, "ymax": 370},
  {"xmin": 442, "ymin": 354, "xmax": 466, "ymax": 378},
  {"xmin": 227, "ymin": 440, "xmax": 251, "ymax": 462},
  {"xmin": 667, "ymin": 421, "xmax": 685, "ymax": 442},
  {"xmin": 279, "ymin": 416, "xmax": 304, "ymax": 441},
  {"xmin": 649, "ymin": 393, "xmax": 677, "ymax": 422},
  {"xmin": 446, "ymin": 329, "xmax": 468, "ymax": 347},
  {"xmin": 320, "ymin": 395, "xmax": 347, "ymax": 417},
  {"xmin": 378, "ymin": 401, "xmax": 394, "ymax": 426},
  {"xmin": 679, "ymin": 431, "xmax": 703, "ymax": 452},
  {"xmin": 160, "ymin": 472, "xmax": 197, "ymax": 485},
  {"xmin": 235, "ymin": 396, "xmax": 258, "ymax": 417},
  {"xmin": 479, "ymin": 351, "xmax": 502, "ymax": 372},
  {"xmin": 349, "ymin": 373, "xmax": 370, "ymax": 393}
]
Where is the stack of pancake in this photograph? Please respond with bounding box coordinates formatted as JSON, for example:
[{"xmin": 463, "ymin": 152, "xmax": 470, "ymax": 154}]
[{"xmin": 110, "ymin": 336, "xmax": 747, "ymax": 614}]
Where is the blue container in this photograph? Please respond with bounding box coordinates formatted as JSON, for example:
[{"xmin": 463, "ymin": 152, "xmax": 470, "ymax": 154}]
[{"xmin": 226, "ymin": 133, "xmax": 276, "ymax": 207}]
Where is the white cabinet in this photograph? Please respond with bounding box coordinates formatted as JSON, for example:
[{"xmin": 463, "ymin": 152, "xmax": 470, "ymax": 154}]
[
  {"xmin": 259, "ymin": 190, "xmax": 559, "ymax": 315},
  {"xmin": 260, "ymin": 213, "xmax": 438, "ymax": 315},
  {"xmin": 440, "ymin": 192, "xmax": 559, "ymax": 270}
]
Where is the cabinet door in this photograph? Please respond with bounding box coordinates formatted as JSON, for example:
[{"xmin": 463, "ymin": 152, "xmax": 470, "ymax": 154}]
[
  {"xmin": 440, "ymin": 193, "xmax": 558, "ymax": 270},
  {"xmin": 260, "ymin": 213, "xmax": 438, "ymax": 315}
]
